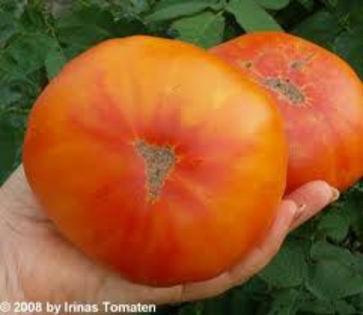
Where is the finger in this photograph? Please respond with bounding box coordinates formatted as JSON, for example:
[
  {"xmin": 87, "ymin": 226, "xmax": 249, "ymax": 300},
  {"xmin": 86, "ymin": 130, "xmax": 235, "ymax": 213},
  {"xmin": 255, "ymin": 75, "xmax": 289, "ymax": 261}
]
[
  {"xmin": 175, "ymin": 271, "xmax": 234, "ymax": 302},
  {"xmin": 178, "ymin": 200, "xmax": 299, "ymax": 302},
  {"xmin": 90, "ymin": 269, "xmax": 184, "ymax": 306},
  {"xmin": 0, "ymin": 165, "xmax": 48, "ymax": 221},
  {"xmin": 286, "ymin": 180, "xmax": 339, "ymax": 231}
]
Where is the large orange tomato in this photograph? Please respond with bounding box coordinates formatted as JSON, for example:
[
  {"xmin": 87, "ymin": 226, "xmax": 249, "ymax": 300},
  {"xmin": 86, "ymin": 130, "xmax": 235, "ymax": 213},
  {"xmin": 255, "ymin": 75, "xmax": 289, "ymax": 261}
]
[
  {"xmin": 211, "ymin": 32, "xmax": 363, "ymax": 193},
  {"xmin": 23, "ymin": 36, "xmax": 287, "ymax": 286}
]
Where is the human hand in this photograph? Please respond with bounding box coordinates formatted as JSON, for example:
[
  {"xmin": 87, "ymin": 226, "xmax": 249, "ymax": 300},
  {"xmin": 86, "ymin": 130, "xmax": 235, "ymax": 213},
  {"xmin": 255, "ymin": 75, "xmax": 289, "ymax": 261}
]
[{"xmin": 0, "ymin": 166, "xmax": 338, "ymax": 313}]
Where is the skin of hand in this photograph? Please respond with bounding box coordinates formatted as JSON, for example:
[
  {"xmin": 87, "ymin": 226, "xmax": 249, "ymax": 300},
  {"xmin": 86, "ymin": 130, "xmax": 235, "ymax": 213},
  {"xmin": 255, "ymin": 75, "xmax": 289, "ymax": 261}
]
[{"xmin": 0, "ymin": 166, "xmax": 339, "ymax": 314}]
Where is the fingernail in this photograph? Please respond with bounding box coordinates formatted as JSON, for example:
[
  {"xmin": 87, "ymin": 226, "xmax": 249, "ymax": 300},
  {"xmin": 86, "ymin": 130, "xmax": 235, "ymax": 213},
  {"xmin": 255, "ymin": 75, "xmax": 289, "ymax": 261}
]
[
  {"xmin": 330, "ymin": 187, "xmax": 340, "ymax": 202},
  {"xmin": 294, "ymin": 203, "xmax": 306, "ymax": 218}
]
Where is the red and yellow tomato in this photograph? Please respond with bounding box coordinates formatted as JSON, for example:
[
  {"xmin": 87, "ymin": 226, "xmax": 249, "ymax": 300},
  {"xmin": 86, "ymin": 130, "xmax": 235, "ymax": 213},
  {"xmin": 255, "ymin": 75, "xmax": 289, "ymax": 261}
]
[
  {"xmin": 23, "ymin": 36, "xmax": 287, "ymax": 286},
  {"xmin": 211, "ymin": 32, "xmax": 363, "ymax": 193}
]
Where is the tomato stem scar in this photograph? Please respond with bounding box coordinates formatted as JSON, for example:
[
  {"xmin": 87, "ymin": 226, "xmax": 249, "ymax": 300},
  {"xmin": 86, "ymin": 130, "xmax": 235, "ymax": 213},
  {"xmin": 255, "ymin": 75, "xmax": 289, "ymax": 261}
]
[
  {"xmin": 264, "ymin": 78, "xmax": 305, "ymax": 106},
  {"xmin": 135, "ymin": 140, "xmax": 176, "ymax": 202}
]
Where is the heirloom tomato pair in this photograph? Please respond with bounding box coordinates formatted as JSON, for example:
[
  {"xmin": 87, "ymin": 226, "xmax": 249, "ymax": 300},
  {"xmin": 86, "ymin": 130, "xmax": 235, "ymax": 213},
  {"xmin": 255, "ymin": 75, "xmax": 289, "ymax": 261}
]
[{"xmin": 23, "ymin": 32, "xmax": 363, "ymax": 286}]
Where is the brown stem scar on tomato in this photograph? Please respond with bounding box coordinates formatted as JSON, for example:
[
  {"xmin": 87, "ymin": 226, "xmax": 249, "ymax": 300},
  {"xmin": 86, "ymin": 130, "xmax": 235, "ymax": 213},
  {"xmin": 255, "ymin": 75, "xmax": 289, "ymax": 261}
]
[
  {"xmin": 264, "ymin": 78, "xmax": 305, "ymax": 106},
  {"xmin": 135, "ymin": 140, "xmax": 176, "ymax": 202}
]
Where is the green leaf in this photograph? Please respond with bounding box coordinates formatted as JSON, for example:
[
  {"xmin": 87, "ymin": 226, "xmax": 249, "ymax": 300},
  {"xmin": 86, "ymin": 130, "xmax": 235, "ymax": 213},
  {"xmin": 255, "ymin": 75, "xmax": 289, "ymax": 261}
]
[
  {"xmin": 355, "ymin": 179, "xmax": 363, "ymax": 192},
  {"xmin": 4, "ymin": 32, "xmax": 57, "ymax": 76},
  {"xmin": 230, "ymin": 288, "xmax": 257, "ymax": 315},
  {"xmin": 177, "ymin": 302, "xmax": 203, "ymax": 315},
  {"xmin": 129, "ymin": 0, "xmax": 151, "ymax": 13},
  {"xmin": 119, "ymin": 0, "xmax": 151, "ymax": 15},
  {"xmin": 321, "ymin": 0, "xmax": 339, "ymax": 8},
  {"xmin": 267, "ymin": 289, "xmax": 300, "ymax": 315},
  {"xmin": 202, "ymin": 294, "xmax": 230, "ymax": 315},
  {"xmin": 171, "ymin": 11, "xmax": 225, "ymax": 48},
  {"xmin": 317, "ymin": 206, "xmax": 350, "ymax": 241},
  {"xmin": 145, "ymin": 0, "xmax": 221, "ymax": 23},
  {"xmin": 293, "ymin": 10, "xmax": 342, "ymax": 49},
  {"xmin": 300, "ymin": 299, "xmax": 335, "ymax": 314},
  {"xmin": 334, "ymin": 27, "xmax": 363, "ymax": 79},
  {"xmin": 307, "ymin": 260, "xmax": 363, "ymax": 299},
  {"xmin": 227, "ymin": 0, "xmax": 283, "ymax": 32},
  {"xmin": 306, "ymin": 260, "xmax": 363, "ymax": 299},
  {"xmin": 333, "ymin": 300, "xmax": 357, "ymax": 315},
  {"xmin": 56, "ymin": 5, "xmax": 115, "ymax": 31},
  {"xmin": 334, "ymin": 0, "xmax": 363, "ymax": 28},
  {"xmin": 259, "ymin": 241, "xmax": 307, "ymax": 288},
  {"xmin": 0, "ymin": 0, "xmax": 27, "ymax": 18},
  {"xmin": 310, "ymin": 241, "xmax": 351, "ymax": 261},
  {"xmin": 297, "ymin": 0, "xmax": 314, "ymax": 11},
  {"xmin": 342, "ymin": 189, "xmax": 363, "ymax": 239},
  {"xmin": 256, "ymin": 0, "xmax": 290, "ymax": 10},
  {"xmin": 351, "ymin": 294, "xmax": 363, "ymax": 312},
  {"xmin": 56, "ymin": 6, "xmax": 146, "ymax": 58},
  {"xmin": 56, "ymin": 8, "xmax": 113, "ymax": 58},
  {"xmin": 0, "ymin": 111, "xmax": 25, "ymax": 184},
  {"xmin": 45, "ymin": 47, "xmax": 67, "ymax": 80},
  {"xmin": 310, "ymin": 241, "xmax": 363, "ymax": 273},
  {"xmin": 19, "ymin": 1, "xmax": 48, "ymax": 32},
  {"xmin": 0, "ymin": 11, "xmax": 20, "ymax": 46},
  {"xmin": 300, "ymin": 299, "xmax": 356, "ymax": 315},
  {"xmin": 0, "ymin": 86, "xmax": 22, "ymax": 108}
]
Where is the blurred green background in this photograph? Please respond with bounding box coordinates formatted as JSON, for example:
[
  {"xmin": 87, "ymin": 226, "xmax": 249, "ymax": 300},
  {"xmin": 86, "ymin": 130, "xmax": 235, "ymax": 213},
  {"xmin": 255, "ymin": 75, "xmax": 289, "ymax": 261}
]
[{"xmin": 0, "ymin": 1, "xmax": 362, "ymax": 314}]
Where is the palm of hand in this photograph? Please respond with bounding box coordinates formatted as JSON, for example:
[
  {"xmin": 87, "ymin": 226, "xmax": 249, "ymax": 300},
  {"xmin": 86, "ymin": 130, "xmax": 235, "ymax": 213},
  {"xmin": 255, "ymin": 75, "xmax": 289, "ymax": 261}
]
[{"xmin": 0, "ymin": 167, "xmax": 337, "ymax": 311}]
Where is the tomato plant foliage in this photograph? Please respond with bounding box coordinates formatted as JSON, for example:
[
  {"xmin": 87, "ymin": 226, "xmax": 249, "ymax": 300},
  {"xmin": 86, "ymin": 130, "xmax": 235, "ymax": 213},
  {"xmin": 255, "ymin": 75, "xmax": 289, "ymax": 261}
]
[{"xmin": 1, "ymin": 0, "xmax": 362, "ymax": 314}]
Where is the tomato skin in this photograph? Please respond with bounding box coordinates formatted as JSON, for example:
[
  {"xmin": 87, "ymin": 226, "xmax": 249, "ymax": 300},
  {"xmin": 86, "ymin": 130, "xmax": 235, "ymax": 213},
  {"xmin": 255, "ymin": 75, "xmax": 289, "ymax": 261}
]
[
  {"xmin": 211, "ymin": 32, "xmax": 363, "ymax": 193},
  {"xmin": 23, "ymin": 36, "xmax": 287, "ymax": 286}
]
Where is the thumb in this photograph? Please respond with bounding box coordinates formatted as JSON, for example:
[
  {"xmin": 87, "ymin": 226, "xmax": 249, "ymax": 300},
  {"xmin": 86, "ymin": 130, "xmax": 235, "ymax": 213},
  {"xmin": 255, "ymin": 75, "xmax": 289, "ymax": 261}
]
[{"xmin": 286, "ymin": 180, "xmax": 339, "ymax": 231}]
